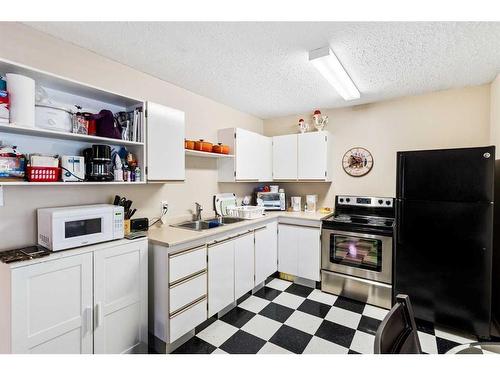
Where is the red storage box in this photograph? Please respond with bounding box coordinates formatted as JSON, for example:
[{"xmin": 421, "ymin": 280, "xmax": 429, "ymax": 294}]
[{"xmin": 26, "ymin": 166, "xmax": 61, "ymax": 182}]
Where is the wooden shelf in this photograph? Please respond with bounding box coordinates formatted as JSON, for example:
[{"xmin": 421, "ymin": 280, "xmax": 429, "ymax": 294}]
[
  {"xmin": 185, "ymin": 149, "xmax": 234, "ymax": 158},
  {"xmin": 0, "ymin": 181, "xmax": 146, "ymax": 186},
  {"xmin": 0, "ymin": 124, "xmax": 144, "ymax": 147}
]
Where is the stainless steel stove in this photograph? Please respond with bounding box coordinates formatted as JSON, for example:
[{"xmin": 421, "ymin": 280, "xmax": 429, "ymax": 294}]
[{"xmin": 321, "ymin": 195, "xmax": 395, "ymax": 309}]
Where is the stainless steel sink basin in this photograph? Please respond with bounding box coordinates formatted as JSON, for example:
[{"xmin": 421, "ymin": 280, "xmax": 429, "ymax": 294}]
[
  {"xmin": 171, "ymin": 216, "xmax": 246, "ymax": 231},
  {"xmin": 171, "ymin": 220, "xmax": 222, "ymax": 231}
]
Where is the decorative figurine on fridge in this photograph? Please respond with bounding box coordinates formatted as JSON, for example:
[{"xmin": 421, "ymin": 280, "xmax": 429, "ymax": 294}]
[
  {"xmin": 298, "ymin": 118, "xmax": 309, "ymax": 133},
  {"xmin": 312, "ymin": 109, "xmax": 328, "ymax": 131}
]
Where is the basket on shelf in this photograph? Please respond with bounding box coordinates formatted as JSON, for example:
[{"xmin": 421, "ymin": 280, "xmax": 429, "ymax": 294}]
[
  {"xmin": 26, "ymin": 166, "xmax": 61, "ymax": 182},
  {"xmin": 226, "ymin": 206, "xmax": 265, "ymax": 220}
]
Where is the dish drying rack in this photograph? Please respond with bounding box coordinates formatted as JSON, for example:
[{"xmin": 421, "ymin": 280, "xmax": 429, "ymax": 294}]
[{"xmin": 214, "ymin": 193, "xmax": 265, "ymax": 220}]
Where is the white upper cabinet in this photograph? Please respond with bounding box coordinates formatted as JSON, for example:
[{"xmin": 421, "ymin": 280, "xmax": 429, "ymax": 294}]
[
  {"xmin": 272, "ymin": 134, "xmax": 298, "ymax": 180},
  {"xmin": 298, "ymin": 131, "xmax": 329, "ymax": 180},
  {"xmin": 146, "ymin": 102, "xmax": 185, "ymax": 181},
  {"xmin": 218, "ymin": 128, "xmax": 272, "ymax": 182}
]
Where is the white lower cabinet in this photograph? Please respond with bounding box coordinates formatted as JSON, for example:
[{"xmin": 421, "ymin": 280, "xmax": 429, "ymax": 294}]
[
  {"xmin": 234, "ymin": 232, "xmax": 255, "ymax": 300},
  {"xmin": 208, "ymin": 239, "xmax": 235, "ymax": 317},
  {"xmin": 254, "ymin": 222, "xmax": 278, "ymax": 286},
  {"xmin": 278, "ymin": 224, "xmax": 321, "ymax": 281},
  {"xmin": 0, "ymin": 238, "xmax": 148, "ymax": 354}
]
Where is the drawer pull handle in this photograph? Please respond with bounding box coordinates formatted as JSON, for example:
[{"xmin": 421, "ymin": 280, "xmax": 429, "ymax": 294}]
[
  {"xmin": 169, "ymin": 245, "xmax": 206, "ymax": 258},
  {"xmin": 169, "ymin": 269, "xmax": 207, "ymax": 288},
  {"xmin": 170, "ymin": 295, "xmax": 207, "ymax": 318}
]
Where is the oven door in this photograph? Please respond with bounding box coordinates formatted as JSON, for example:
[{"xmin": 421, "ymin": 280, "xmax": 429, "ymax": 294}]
[
  {"xmin": 52, "ymin": 211, "xmax": 113, "ymax": 251},
  {"xmin": 321, "ymin": 229, "xmax": 392, "ymax": 284}
]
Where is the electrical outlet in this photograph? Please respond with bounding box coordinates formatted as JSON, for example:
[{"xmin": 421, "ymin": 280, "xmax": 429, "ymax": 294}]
[{"xmin": 160, "ymin": 200, "xmax": 168, "ymax": 224}]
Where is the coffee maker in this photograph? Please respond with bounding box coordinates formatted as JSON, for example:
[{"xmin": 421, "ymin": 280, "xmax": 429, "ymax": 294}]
[{"xmin": 83, "ymin": 145, "xmax": 114, "ymax": 181}]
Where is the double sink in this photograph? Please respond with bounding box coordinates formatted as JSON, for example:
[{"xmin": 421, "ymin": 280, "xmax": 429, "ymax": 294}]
[{"xmin": 172, "ymin": 216, "xmax": 247, "ymax": 231}]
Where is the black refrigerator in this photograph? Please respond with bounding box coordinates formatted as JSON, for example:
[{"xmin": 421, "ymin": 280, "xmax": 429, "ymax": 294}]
[{"xmin": 395, "ymin": 146, "xmax": 494, "ymax": 339}]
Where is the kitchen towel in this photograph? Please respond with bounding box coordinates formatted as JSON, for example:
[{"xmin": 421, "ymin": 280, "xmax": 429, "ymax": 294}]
[{"xmin": 6, "ymin": 73, "xmax": 35, "ymax": 128}]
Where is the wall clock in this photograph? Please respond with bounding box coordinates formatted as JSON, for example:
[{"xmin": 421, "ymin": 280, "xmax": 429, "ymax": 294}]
[{"xmin": 342, "ymin": 147, "xmax": 374, "ymax": 177}]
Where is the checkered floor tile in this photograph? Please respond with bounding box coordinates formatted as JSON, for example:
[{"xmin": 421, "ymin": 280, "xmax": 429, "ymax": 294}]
[{"xmin": 172, "ymin": 275, "xmax": 478, "ymax": 354}]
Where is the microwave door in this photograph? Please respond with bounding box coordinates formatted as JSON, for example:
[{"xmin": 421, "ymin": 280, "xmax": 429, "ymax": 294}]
[{"xmin": 53, "ymin": 212, "xmax": 113, "ymax": 250}]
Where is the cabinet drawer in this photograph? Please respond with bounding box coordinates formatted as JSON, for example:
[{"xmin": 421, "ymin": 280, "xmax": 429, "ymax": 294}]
[
  {"xmin": 169, "ymin": 246, "xmax": 206, "ymax": 283},
  {"xmin": 169, "ymin": 297, "xmax": 207, "ymax": 343},
  {"xmin": 169, "ymin": 271, "xmax": 207, "ymax": 313}
]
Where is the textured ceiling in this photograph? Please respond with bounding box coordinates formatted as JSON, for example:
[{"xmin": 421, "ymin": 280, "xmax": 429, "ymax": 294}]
[{"xmin": 26, "ymin": 22, "xmax": 500, "ymax": 119}]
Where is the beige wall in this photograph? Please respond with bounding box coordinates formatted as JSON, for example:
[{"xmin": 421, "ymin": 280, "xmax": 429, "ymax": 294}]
[
  {"xmin": 0, "ymin": 23, "xmax": 263, "ymax": 249},
  {"xmin": 264, "ymin": 85, "xmax": 492, "ymax": 207},
  {"xmin": 490, "ymin": 74, "xmax": 500, "ymax": 156}
]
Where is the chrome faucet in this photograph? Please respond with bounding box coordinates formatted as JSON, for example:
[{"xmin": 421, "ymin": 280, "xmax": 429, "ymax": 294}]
[{"xmin": 194, "ymin": 202, "xmax": 203, "ymax": 221}]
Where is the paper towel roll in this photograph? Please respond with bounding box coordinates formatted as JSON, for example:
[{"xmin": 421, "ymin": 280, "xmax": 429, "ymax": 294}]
[{"xmin": 6, "ymin": 73, "xmax": 35, "ymax": 128}]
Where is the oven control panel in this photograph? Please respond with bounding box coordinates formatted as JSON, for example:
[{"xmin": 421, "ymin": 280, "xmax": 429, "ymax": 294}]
[{"xmin": 337, "ymin": 196, "xmax": 394, "ymax": 208}]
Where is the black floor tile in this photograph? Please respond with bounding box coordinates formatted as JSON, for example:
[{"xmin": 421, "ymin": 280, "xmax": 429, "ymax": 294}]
[
  {"xmin": 285, "ymin": 283, "xmax": 314, "ymax": 298},
  {"xmin": 172, "ymin": 336, "xmax": 216, "ymax": 354},
  {"xmin": 195, "ymin": 315, "xmax": 218, "ymax": 334},
  {"xmin": 253, "ymin": 286, "xmax": 282, "ymax": 301},
  {"xmin": 220, "ymin": 307, "xmax": 256, "ymax": 328},
  {"xmin": 436, "ymin": 337, "xmax": 461, "ymax": 354},
  {"xmin": 259, "ymin": 302, "xmax": 295, "ymax": 323},
  {"xmin": 315, "ymin": 320, "xmax": 356, "ymax": 348},
  {"xmin": 415, "ymin": 318, "xmax": 435, "ymax": 335},
  {"xmin": 265, "ymin": 275, "xmax": 275, "ymax": 285},
  {"xmin": 333, "ymin": 296, "xmax": 365, "ymax": 314},
  {"xmin": 348, "ymin": 349, "xmax": 360, "ymax": 354},
  {"xmin": 219, "ymin": 330, "xmax": 266, "ymax": 354},
  {"xmin": 297, "ymin": 299, "xmax": 331, "ymax": 319},
  {"xmin": 269, "ymin": 325, "xmax": 313, "ymax": 354},
  {"xmin": 357, "ymin": 316, "xmax": 382, "ymax": 335}
]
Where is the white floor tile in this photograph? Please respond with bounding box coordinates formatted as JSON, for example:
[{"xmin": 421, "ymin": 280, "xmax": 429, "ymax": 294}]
[
  {"xmin": 325, "ymin": 306, "xmax": 362, "ymax": 329},
  {"xmin": 417, "ymin": 331, "xmax": 438, "ymax": 354},
  {"xmin": 273, "ymin": 292, "xmax": 306, "ymax": 309},
  {"xmin": 285, "ymin": 310, "xmax": 323, "ymax": 335},
  {"xmin": 196, "ymin": 320, "xmax": 238, "ymax": 347},
  {"xmin": 238, "ymin": 295, "xmax": 270, "ymax": 313},
  {"xmin": 212, "ymin": 348, "xmax": 228, "ymax": 354},
  {"xmin": 434, "ymin": 328, "xmax": 475, "ymax": 344},
  {"xmin": 350, "ymin": 330, "xmax": 375, "ymax": 354},
  {"xmin": 307, "ymin": 289, "xmax": 338, "ymax": 305},
  {"xmin": 362, "ymin": 304, "xmax": 389, "ymax": 321},
  {"xmin": 241, "ymin": 315, "xmax": 282, "ymax": 340},
  {"xmin": 258, "ymin": 342, "xmax": 293, "ymax": 354},
  {"xmin": 303, "ymin": 336, "xmax": 349, "ymax": 354},
  {"xmin": 266, "ymin": 278, "xmax": 293, "ymax": 291}
]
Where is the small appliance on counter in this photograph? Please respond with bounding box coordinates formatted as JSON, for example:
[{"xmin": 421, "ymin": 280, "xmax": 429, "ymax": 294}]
[
  {"xmin": 255, "ymin": 190, "xmax": 286, "ymax": 211},
  {"xmin": 83, "ymin": 144, "xmax": 114, "ymax": 181},
  {"xmin": 37, "ymin": 204, "xmax": 124, "ymax": 251}
]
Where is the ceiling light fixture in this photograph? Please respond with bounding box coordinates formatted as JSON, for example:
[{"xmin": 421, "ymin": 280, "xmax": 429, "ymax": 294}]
[{"xmin": 309, "ymin": 46, "xmax": 360, "ymax": 101}]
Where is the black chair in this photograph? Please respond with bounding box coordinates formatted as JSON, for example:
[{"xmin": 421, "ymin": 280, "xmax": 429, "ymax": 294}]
[{"xmin": 374, "ymin": 294, "xmax": 423, "ymax": 354}]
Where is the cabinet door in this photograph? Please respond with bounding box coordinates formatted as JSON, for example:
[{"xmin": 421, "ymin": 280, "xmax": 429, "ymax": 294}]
[
  {"xmin": 297, "ymin": 226, "xmax": 321, "ymax": 281},
  {"xmin": 255, "ymin": 222, "xmax": 278, "ymax": 286},
  {"xmin": 11, "ymin": 253, "xmax": 93, "ymax": 354},
  {"xmin": 259, "ymin": 135, "xmax": 273, "ymax": 182},
  {"xmin": 298, "ymin": 132, "xmax": 328, "ymax": 180},
  {"xmin": 273, "ymin": 134, "xmax": 298, "ymax": 180},
  {"xmin": 277, "ymin": 224, "xmax": 298, "ymax": 275},
  {"xmin": 235, "ymin": 128, "xmax": 260, "ymax": 180},
  {"xmin": 208, "ymin": 240, "xmax": 235, "ymax": 316},
  {"xmin": 146, "ymin": 101, "xmax": 185, "ymax": 181},
  {"xmin": 93, "ymin": 240, "xmax": 148, "ymax": 354},
  {"xmin": 234, "ymin": 232, "xmax": 255, "ymax": 299}
]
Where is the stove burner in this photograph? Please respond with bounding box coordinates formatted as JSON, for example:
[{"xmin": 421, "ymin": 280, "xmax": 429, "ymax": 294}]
[
  {"xmin": 367, "ymin": 217, "xmax": 387, "ymax": 226},
  {"xmin": 334, "ymin": 214, "xmax": 352, "ymax": 222}
]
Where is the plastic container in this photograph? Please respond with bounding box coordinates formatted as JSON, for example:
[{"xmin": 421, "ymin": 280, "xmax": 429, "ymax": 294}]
[
  {"xmin": 26, "ymin": 166, "xmax": 60, "ymax": 182},
  {"xmin": 227, "ymin": 205, "xmax": 265, "ymax": 220},
  {"xmin": 35, "ymin": 104, "xmax": 73, "ymax": 133}
]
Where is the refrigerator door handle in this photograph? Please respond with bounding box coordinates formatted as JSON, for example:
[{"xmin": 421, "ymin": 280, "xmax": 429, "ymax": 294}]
[{"xmin": 396, "ymin": 201, "xmax": 403, "ymax": 243}]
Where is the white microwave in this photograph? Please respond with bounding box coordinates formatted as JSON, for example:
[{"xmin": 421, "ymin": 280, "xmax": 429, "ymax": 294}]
[{"xmin": 37, "ymin": 204, "xmax": 124, "ymax": 251}]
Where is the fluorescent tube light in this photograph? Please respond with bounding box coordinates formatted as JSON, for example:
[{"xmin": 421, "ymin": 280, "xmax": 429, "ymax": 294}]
[{"xmin": 309, "ymin": 46, "xmax": 360, "ymax": 101}]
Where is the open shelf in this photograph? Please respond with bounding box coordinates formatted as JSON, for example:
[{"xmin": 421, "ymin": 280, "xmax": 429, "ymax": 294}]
[
  {"xmin": 185, "ymin": 149, "xmax": 234, "ymax": 158},
  {"xmin": 0, "ymin": 181, "xmax": 146, "ymax": 186},
  {"xmin": 0, "ymin": 124, "xmax": 144, "ymax": 147}
]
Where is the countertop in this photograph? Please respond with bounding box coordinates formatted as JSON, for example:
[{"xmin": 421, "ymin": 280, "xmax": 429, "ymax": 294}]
[{"xmin": 147, "ymin": 210, "xmax": 332, "ymax": 248}]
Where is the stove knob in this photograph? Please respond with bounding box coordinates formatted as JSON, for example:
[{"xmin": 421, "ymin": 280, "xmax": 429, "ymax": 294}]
[
  {"xmin": 378, "ymin": 199, "xmax": 383, "ymax": 205},
  {"xmin": 339, "ymin": 198, "xmax": 344, "ymax": 203},
  {"xmin": 385, "ymin": 200, "xmax": 391, "ymax": 205},
  {"xmin": 346, "ymin": 198, "xmax": 351, "ymax": 203}
]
